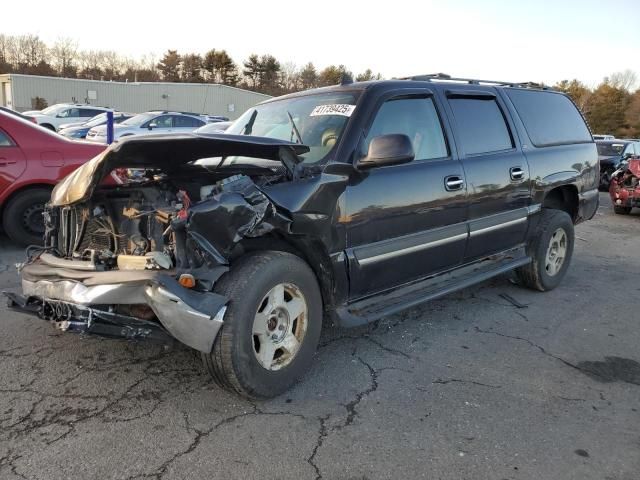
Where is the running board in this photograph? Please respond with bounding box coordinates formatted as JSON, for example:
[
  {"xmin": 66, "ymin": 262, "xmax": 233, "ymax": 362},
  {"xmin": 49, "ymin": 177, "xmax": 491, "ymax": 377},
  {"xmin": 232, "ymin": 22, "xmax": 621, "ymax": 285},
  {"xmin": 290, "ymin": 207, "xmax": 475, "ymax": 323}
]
[{"xmin": 335, "ymin": 250, "xmax": 531, "ymax": 327}]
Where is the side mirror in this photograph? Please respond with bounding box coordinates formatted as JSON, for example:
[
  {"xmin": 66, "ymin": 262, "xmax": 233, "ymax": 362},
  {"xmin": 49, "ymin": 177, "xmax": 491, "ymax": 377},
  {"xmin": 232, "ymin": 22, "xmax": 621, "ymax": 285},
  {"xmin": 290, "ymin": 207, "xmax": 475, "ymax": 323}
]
[
  {"xmin": 148, "ymin": 123, "xmax": 157, "ymax": 130},
  {"xmin": 357, "ymin": 134, "xmax": 415, "ymax": 169},
  {"xmin": 623, "ymin": 152, "xmax": 634, "ymax": 160}
]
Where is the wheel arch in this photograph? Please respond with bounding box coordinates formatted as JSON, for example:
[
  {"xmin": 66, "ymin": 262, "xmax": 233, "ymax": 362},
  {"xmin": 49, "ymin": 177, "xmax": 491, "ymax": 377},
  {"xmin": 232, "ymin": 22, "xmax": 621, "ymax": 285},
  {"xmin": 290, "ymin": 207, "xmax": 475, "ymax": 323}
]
[
  {"xmin": 542, "ymin": 184, "xmax": 579, "ymax": 223},
  {"xmin": 235, "ymin": 233, "xmax": 336, "ymax": 311}
]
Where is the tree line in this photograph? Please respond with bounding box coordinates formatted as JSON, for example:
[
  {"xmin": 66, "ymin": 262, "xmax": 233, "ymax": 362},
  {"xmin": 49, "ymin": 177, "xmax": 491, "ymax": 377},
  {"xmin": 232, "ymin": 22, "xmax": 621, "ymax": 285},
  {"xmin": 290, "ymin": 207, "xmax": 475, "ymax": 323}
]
[
  {"xmin": 0, "ymin": 34, "xmax": 381, "ymax": 97},
  {"xmin": 554, "ymin": 72, "xmax": 639, "ymax": 138},
  {"xmin": 0, "ymin": 34, "xmax": 637, "ymax": 137}
]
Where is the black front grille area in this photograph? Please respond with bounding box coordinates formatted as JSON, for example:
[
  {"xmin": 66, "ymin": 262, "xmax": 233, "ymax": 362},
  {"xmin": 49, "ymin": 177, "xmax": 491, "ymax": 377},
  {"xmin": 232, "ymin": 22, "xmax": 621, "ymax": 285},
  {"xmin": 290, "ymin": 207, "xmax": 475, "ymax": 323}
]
[{"xmin": 57, "ymin": 207, "xmax": 85, "ymax": 257}]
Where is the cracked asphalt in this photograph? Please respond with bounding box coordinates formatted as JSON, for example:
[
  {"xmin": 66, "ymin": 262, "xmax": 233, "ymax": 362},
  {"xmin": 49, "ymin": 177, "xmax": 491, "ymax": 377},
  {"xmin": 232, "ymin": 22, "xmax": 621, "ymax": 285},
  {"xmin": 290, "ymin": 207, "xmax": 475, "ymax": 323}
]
[{"xmin": 1, "ymin": 193, "xmax": 639, "ymax": 480}]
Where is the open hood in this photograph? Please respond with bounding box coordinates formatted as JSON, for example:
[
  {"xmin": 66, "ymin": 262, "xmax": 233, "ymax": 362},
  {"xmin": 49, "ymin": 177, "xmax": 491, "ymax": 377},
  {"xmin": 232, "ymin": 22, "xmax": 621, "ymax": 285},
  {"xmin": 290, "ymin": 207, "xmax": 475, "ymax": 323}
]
[{"xmin": 50, "ymin": 133, "xmax": 310, "ymax": 206}]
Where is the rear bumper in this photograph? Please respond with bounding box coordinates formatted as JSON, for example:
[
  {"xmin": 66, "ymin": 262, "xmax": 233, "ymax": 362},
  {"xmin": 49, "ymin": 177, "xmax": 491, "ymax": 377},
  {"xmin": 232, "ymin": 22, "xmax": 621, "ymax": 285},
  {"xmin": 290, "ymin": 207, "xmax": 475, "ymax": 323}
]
[
  {"xmin": 578, "ymin": 188, "xmax": 599, "ymax": 222},
  {"xmin": 5, "ymin": 261, "xmax": 228, "ymax": 353}
]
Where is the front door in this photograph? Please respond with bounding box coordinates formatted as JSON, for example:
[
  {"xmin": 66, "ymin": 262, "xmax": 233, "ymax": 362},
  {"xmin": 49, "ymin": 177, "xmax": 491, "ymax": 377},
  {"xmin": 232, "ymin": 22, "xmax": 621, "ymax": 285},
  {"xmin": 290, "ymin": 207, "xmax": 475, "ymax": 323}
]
[
  {"xmin": 344, "ymin": 92, "xmax": 468, "ymax": 300},
  {"xmin": 443, "ymin": 89, "xmax": 531, "ymax": 261}
]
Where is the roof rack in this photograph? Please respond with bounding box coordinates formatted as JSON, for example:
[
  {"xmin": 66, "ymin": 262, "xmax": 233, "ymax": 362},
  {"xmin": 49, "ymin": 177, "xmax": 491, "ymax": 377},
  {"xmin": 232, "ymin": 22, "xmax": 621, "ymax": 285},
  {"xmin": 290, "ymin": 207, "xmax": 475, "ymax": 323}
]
[{"xmin": 399, "ymin": 73, "xmax": 551, "ymax": 90}]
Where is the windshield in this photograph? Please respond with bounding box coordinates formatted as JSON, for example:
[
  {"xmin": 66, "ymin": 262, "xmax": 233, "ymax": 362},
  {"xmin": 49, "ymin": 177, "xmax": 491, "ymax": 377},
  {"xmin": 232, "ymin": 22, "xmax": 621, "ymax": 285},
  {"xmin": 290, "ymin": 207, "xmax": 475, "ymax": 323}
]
[
  {"xmin": 226, "ymin": 92, "xmax": 359, "ymax": 164},
  {"xmin": 84, "ymin": 113, "xmax": 108, "ymax": 127},
  {"xmin": 121, "ymin": 113, "xmax": 154, "ymax": 126},
  {"xmin": 41, "ymin": 105, "xmax": 66, "ymax": 115},
  {"xmin": 597, "ymin": 142, "xmax": 626, "ymax": 156}
]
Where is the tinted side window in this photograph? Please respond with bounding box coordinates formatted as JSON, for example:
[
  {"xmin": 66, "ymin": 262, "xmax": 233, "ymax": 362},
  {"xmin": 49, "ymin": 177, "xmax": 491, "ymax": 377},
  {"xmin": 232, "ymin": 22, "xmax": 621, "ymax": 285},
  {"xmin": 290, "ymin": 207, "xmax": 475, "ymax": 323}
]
[
  {"xmin": 506, "ymin": 89, "xmax": 591, "ymax": 147},
  {"xmin": 174, "ymin": 116, "xmax": 204, "ymax": 128},
  {"xmin": 448, "ymin": 97, "xmax": 513, "ymax": 155},
  {"xmin": 0, "ymin": 130, "xmax": 14, "ymax": 146},
  {"xmin": 365, "ymin": 97, "xmax": 448, "ymax": 161}
]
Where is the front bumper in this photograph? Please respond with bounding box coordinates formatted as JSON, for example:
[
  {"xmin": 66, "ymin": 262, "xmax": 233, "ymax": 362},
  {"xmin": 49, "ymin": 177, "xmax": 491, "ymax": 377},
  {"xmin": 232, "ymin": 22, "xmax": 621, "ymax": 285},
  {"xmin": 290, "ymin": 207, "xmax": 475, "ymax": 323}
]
[{"xmin": 4, "ymin": 261, "xmax": 228, "ymax": 353}]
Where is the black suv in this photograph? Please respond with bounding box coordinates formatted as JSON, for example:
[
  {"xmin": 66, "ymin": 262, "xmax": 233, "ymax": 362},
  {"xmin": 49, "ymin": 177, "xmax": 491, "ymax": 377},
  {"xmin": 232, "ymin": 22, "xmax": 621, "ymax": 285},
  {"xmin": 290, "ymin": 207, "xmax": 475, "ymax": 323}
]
[{"xmin": 6, "ymin": 75, "xmax": 599, "ymax": 398}]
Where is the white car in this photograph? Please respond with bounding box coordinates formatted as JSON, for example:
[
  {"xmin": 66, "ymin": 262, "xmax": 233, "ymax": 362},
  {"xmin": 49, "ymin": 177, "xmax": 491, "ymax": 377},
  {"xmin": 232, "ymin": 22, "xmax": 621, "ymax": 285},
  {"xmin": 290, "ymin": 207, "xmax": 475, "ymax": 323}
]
[
  {"xmin": 194, "ymin": 121, "xmax": 233, "ymax": 134},
  {"xmin": 86, "ymin": 111, "xmax": 207, "ymax": 143},
  {"xmin": 23, "ymin": 104, "xmax": 111, "ymax": 131}
]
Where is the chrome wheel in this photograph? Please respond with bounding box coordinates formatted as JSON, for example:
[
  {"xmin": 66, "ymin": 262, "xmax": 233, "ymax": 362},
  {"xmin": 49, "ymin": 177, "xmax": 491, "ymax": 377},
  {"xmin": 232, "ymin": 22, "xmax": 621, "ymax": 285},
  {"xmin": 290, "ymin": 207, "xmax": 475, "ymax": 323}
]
[
  {"xmin": 545, "ymin": 228, "xmax": 567, "ymax": 277},
  {"xmin": 252, "ymin": 283, "xmax": 308, "ymax": 371}
]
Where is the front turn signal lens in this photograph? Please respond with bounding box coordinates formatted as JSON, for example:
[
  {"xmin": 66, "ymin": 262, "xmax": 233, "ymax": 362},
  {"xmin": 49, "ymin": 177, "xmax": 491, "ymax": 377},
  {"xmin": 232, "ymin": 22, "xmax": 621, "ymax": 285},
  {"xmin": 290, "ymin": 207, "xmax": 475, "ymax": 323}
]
[{"xmin": 179, "ymin": 274, "xmax": 196, "ymax": 289}]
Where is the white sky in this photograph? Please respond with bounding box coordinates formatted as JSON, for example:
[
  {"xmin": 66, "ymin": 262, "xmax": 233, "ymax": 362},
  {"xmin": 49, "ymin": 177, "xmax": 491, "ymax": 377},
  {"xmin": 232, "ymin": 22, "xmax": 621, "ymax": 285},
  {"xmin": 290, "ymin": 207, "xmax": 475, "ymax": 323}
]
[{"xmin": 4, "ymin": 0, "xmax": 639, "ymax": 87}]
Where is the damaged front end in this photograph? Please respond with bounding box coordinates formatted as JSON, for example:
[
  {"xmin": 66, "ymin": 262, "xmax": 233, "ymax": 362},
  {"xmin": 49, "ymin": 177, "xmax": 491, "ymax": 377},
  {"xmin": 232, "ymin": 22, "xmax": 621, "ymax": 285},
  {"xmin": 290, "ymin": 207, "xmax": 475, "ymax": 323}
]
[
  {"xmin": 5, "ymin": 133, "xmax": 309, "ymax": 352},
  {"xmin": 610, "ymin": 157, "xmax": 640, "ymax": 211}
]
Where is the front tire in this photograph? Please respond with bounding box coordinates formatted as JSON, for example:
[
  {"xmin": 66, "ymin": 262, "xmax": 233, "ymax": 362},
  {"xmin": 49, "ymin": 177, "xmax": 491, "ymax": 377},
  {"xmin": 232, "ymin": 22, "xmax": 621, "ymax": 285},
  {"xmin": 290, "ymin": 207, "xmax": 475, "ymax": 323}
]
[
  {"xmin": 516, "ymin": 209, "xmax": 575, "ymax": 292},
  {"xmin": 613, "ymin": 205, "xmax": 632, "ymax": 215},
  {"xmin": 202, "ymin": 251, "xmax": 323, "ymax": 398},
  {"xmin": 2, "ymin": 188, "xmax": 51, "ymax": 245}
]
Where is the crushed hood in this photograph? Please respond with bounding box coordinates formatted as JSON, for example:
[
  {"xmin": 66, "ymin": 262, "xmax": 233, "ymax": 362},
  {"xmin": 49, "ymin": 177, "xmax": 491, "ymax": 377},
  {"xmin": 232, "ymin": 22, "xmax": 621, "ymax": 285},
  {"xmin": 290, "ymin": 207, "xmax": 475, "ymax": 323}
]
[{"xmin": 50, "ymin": 133, "xmax": 310, "ymax": 206}]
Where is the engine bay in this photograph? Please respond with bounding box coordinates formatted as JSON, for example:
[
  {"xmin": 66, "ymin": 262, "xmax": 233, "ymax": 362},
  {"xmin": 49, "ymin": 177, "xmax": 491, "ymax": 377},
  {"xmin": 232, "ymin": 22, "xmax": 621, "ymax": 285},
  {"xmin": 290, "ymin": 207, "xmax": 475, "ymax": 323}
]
[{"xmin": 44, "ymin": 166, "xmax": 286, "ymax": 273}]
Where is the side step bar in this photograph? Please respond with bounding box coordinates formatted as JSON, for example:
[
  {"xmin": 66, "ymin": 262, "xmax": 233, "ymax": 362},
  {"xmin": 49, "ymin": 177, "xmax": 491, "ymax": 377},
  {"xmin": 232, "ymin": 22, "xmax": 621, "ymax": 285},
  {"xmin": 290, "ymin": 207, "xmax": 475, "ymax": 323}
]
[{"xmin": 335, "ymin": 250, "xmax": 531, "ymax": 327}]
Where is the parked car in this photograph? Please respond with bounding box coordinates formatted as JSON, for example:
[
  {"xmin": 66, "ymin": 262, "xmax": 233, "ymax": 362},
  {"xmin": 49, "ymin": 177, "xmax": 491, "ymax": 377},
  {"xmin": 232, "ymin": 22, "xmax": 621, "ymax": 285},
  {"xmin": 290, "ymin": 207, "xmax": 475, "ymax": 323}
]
[
  {"xmin": 0, "ymin": 109, "xmax": 106, "ymax": 245},
  {"xmin": 609, "ymin": 156, "xmax": 640, "ymax": 214},
  {"xmin": 59, "ymin": 112, "xmax": 134, "ymax": 139},
  {"xmin": 6, "ymin": 75, "xmax": 598, "ymax": 398},
  {"xmin": 592, "ymin": 134, "xmax": 615, "ymax": 140},
  {"xmin": 596, "ymin": 139, "xmax": 640, "ymax": 190},
  {"xmin": 22, "ymin": 104, "xmax": 111, "ymax": 132},
  {"xmin": 85, "ymin": 111, "xmax": 207, "ymax": 143},
  {"xmin": 194, "ymin": 121, "xmax": 232, "ymax": 134},
  {"xmin": 0, "ymin": 106, "xmax": 38, "ymax": 124},
  {"xmin": 206, "ymin": 115, "xmax": 230, "ymax": 123}
]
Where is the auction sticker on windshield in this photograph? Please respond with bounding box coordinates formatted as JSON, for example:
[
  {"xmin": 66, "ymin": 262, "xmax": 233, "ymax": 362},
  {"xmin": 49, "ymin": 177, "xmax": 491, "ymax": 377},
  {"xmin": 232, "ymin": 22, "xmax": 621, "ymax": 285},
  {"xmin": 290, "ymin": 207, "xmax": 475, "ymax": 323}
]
[{"xmin": 310, "ymin": 104, "xmax": 356, "ymax": 117}]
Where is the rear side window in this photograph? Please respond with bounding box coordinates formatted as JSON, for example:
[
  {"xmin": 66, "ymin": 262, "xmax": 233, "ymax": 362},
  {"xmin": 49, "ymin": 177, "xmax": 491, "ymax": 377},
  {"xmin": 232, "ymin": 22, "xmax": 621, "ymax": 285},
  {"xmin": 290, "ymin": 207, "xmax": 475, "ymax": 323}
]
[
  {"xmin": 448, "ymin": 97, "xmax": 513, "ymax": 155},
  {"xmin": 506, "ymin": 89, "xmax": 591, "ymax": 147},
  {"xmin": 0, "ymin": 130, "xmax": 14, "ymax": 146},
  {"xmin": 174, "ymin": 116, "xmax": 205, "ymax": 128}
]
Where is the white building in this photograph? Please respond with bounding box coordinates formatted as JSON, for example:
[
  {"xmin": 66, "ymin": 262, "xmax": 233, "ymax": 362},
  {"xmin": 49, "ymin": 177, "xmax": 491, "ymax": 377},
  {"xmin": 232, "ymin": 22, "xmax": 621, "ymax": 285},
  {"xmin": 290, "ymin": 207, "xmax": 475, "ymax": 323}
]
[{"xmin": 0, "ymin": 74, "xmax": 270, "ymax": 118}]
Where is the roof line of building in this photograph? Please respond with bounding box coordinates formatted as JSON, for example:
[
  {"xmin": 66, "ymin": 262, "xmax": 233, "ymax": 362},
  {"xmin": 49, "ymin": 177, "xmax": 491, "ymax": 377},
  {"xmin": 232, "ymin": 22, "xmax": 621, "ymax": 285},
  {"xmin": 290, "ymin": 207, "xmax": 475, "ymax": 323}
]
[{"xmin": 0, "ymin": 73, "xmax": 271, "ymax": 98}]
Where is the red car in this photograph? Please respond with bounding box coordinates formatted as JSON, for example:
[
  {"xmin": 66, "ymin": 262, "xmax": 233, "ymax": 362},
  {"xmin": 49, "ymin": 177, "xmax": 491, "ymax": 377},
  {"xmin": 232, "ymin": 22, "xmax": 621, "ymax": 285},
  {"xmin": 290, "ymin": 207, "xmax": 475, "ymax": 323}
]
[
  {"xmin": 610, "ymin": 156, "xmax": 640, "ymax": 215},
  {"xmin": 0, "ymin": 108, "xmax": 106, "ymax": 245}
]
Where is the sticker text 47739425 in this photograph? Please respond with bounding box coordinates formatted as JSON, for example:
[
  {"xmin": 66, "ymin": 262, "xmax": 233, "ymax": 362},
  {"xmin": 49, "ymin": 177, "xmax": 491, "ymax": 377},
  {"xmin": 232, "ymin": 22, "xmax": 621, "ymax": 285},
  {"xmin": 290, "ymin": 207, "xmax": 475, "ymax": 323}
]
[{"xmin": 309, "ymin": 104, "xmax": 356, "ymax": 117}]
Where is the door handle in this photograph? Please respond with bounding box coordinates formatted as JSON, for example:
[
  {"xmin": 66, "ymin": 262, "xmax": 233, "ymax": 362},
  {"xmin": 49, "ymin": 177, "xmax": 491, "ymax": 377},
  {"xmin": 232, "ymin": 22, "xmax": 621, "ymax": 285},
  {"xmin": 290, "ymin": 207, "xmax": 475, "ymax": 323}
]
[
  {"xmin": 510, "ymin": 166, "xmax": 525, "ymax": 181},
  {"xmin": 0, "ymin": 158, "xmax": 16, "ymax": 167},
  {"xmin": 444, "ymin": 175, "xmax": 465, "ymax": 191}
]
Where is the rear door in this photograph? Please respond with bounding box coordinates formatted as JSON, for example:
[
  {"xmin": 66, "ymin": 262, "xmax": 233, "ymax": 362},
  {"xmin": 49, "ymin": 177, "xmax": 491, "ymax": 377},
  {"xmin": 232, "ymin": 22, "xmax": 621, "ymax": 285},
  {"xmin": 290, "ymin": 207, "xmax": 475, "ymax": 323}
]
[
  {"xmin": 173, "ymin": 115, "xmax": 205, "ymax": 133},
  {"xmin": 443, "ymin": 89, "xmax": 531, "ymax": 260},
  {"xmin": 345, "ymin": 90, "xmax": 468, "ymax": 299}
]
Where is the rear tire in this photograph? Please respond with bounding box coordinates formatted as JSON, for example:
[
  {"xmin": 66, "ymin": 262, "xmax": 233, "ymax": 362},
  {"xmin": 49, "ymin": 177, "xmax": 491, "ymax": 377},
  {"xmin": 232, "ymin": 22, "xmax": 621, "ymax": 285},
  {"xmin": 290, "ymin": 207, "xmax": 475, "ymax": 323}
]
[
  {"xmin": 516, "ymin": 209, "xmax": 574, "ymax": 292},
  {"xmin": 613, "ymin": 205, "xmax": 632, "ymax": 215},
  {"xmin": 202, "ymin": 251, "xmax": 323, "ymax": 398},
  {"xmin": 2, "ymin": 188, "xmax": 51, "ymax": 246}
]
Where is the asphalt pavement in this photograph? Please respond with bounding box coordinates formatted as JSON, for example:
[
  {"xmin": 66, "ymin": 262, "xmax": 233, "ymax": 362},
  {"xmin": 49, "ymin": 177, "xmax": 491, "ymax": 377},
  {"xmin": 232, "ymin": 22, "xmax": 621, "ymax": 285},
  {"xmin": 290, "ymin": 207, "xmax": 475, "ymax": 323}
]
[{"xmin": 0, "ymin": 193, "xmax": 638, "ymax": 480}]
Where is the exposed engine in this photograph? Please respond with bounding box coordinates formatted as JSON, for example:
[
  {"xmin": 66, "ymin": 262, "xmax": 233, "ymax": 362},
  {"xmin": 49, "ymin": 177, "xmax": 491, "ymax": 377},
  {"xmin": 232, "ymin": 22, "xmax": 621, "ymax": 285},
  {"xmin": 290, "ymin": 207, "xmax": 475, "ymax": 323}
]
[
  {"xmin": 44, "ymin": 171, "xmax": 283, "ymax": 272},
  {"xmin": 610, "ymin": 158, "xmax": 640, "ymax": 209}
]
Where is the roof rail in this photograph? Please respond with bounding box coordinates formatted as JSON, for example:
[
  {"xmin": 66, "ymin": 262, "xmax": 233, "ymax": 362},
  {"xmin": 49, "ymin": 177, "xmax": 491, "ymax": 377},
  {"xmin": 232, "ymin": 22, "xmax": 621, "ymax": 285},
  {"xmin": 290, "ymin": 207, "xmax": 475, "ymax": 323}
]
[{"xmin": 399, "ymin": 73, "xmax": 551, "ymax": 90}]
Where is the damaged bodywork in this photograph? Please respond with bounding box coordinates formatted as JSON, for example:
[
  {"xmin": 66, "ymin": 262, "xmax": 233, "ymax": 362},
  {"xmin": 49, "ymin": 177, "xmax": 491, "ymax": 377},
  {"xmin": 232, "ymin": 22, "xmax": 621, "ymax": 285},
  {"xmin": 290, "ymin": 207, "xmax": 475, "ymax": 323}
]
[
  {"xmin": 5, "ymin": 133, "xmax": 343, "ymax": 353},
  {"xmin": 610, "ymin": 157, "xmax": 640, "ymax": 213}
]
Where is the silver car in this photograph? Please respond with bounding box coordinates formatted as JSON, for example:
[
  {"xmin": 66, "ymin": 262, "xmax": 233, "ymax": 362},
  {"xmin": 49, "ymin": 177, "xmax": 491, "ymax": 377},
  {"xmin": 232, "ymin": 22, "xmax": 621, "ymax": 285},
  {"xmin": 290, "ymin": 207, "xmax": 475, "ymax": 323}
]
[{"xmin": 86, "ymin": 111, "xmax": 207, "ymax": 143}]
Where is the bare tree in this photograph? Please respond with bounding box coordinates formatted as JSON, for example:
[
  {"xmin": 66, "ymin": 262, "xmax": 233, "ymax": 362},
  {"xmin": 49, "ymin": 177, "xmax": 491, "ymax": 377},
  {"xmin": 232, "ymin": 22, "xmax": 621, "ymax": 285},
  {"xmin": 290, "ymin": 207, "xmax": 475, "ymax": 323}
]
[
  {"xmin": 102, "ymin": 50, "xmax": 122, "ymax": 79},
  {"xmin": 280, "ymin": 62, "xmax": 300, "ymax": 92},
  {"xmin": 608, "ymin": 70, "xmax": 638, "ymax": 92},
  {"xmin": 51, "ymin": 37, "xmax": 78, "ymax": 77}
]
